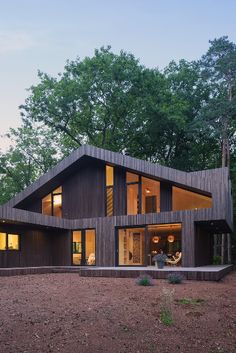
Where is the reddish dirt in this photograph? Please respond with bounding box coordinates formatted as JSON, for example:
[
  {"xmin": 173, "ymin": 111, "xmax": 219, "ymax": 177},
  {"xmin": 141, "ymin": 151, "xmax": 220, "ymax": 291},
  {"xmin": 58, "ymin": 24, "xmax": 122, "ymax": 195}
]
[{"xmin": 0, "ymin": 271, "xmax": 236, "ymax": 353}]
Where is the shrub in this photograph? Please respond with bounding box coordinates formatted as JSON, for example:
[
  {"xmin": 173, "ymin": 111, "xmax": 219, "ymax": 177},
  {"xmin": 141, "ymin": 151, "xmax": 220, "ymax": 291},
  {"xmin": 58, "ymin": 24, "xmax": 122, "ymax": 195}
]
[
  {"xmin": 167, "ymin": 272, "xmax": 184, "ymax": 284},
  {"xmin": 213, "ymin": 255, "xmax": 221, "ymax": 265},
  {"xmin": 135, "ymin": 274, "xmax": 154, "ymax": 286}
]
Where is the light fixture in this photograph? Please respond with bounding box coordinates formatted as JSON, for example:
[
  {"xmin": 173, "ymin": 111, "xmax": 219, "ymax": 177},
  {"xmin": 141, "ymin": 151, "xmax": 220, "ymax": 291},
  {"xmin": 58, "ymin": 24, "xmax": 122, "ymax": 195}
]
[
  {"xmin": 152, "ymin": 236, "xmax": 160, "ymax": 243},
  {"xmin": 167, "ymin": 235, "xmax": 175, "ymax": 243},
  {"xmin": 145, "ymin": 188, "xmax": 151, "ymax": 194}
]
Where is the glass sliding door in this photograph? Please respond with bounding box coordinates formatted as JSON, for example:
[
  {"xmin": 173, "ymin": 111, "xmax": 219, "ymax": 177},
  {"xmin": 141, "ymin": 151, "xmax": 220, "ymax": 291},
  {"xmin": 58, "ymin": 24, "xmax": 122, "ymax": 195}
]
[
  {"xmin": 118, "ymin": 228, "xmax": 145, "ymax": 266},
  {"xmin": 72, "ymin": 229, "xmax": 96, "ymax": 266},
  {"xmin": 72, "ymin": 231, "xmax": 82, "ymax": 265},
  {"xmin": 85, "ymin": 229, "xmax": 96, "ymax": 265}
]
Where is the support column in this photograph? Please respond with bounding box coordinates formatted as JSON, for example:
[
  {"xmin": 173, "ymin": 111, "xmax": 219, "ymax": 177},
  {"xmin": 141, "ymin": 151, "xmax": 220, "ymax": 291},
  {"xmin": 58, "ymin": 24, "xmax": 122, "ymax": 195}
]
[{"xmin": 181, "ymin": 215, "xmax": 195, "ymax": 267}]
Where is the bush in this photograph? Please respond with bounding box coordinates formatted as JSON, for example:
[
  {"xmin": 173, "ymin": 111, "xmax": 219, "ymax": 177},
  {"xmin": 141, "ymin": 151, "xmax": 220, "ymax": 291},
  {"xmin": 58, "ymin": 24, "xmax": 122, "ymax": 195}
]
[
  {"xmin": 135, "ymin": 274, "xmax": 154, "ymax": 286},
  {"xmin": 167, "ymin": 272, "xmax": 184, "ymax": 284},
  {"xmin": 213, "ymin": 255, "xmax": 221, "ymax": 265}
]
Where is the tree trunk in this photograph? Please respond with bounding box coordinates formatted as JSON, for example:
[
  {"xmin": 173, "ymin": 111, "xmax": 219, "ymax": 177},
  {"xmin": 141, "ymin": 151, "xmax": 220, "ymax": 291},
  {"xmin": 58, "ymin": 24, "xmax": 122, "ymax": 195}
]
[
  {"xmin": 221, "ymin": 234, "xmax": 225, "ymax": 264},
  {"xmin": 220, "ymin": 83, "xmax": 232, "ymax": 265}
]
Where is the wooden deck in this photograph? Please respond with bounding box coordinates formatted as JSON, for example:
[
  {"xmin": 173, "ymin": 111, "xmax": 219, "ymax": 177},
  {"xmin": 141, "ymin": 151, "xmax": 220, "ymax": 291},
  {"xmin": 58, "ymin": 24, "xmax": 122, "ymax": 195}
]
[
  {"xmin": 79, "ymin": 265, "xmax": 234, "ymax": 281},
  {"xmin": 0, "ymin": 265, "xmax": 233, "ymax": 281}
]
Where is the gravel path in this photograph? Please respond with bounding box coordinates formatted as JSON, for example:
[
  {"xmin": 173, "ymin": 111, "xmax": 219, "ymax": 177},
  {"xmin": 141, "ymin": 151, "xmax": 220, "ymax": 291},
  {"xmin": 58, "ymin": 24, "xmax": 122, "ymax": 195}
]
[{"xmin": 0, "ymin": 271, "xmax": 236, "ymax": 353}]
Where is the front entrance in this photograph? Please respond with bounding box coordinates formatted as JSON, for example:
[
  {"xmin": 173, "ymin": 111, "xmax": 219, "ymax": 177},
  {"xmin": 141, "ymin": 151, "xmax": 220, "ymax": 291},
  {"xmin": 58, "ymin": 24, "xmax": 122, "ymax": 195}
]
[{"xmin": 72, "ymin": 229, "xmax": 96, "ymax": 266}]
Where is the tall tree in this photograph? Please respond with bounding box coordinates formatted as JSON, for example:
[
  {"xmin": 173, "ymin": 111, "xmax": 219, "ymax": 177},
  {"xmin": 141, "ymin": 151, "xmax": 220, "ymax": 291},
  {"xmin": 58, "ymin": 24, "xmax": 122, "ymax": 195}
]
[
  {"xmin": 200, "ymin": 36, "xmax": 236, "ymax": 168},
  {"xmin": 0, "ymin": 123, "xmax": 59, "ymax": 204},
  {"xmin": 20, "ymin": 47, "xmax": 166, "ymax": 156}
]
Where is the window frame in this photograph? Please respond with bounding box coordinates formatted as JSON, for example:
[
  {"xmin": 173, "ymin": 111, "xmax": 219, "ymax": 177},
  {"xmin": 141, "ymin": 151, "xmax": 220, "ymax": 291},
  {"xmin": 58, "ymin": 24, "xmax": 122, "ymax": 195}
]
[
  {"xmin": 126, "ymin": 173, "xmax": 142, "ymax": 215},
  {"xmin": 72, "ymin": 229, "xmax": 96, "ymax": 266},
  {"xmin": 42, "ymin": 186, "xmax": 62, "ymax": 217},
  {"xmin": 0, "ymin": 232, "xmax": 20, "ymax": 251},
  {"xmin": 105, "ymin": 165, "xmax": 114, "ymax": 217}
]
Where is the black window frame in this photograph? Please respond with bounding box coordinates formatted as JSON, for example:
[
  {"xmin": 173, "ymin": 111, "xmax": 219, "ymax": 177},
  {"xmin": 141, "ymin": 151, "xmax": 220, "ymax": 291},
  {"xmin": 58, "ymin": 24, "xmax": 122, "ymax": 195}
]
[
  {"xmin": 42, "ymin": 187, "xmax": 63, "ymax": 217},
  {"xmin": 105, "ymin": 165, "xmax": 114, "ymax": 217},
  {"xmin": 0, "ymin": 232, "xmax": 20, "ymax": 251}
]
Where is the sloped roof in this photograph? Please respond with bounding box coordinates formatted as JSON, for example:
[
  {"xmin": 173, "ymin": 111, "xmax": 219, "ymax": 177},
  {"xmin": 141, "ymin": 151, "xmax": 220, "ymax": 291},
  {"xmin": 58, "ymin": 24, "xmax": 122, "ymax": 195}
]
[{"xmin": 5, "ymin": 144, "xmax": 227, "ymax": 208}]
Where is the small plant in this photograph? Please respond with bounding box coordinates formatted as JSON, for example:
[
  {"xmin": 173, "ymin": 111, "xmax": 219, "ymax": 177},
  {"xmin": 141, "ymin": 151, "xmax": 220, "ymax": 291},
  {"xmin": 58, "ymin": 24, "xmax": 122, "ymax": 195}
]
[
  {"xmin": 135, "ymin": 274, "xmax": 154, "ymax": 286},
  {"xmin": 213, "ymin": 255, "xmax": 221, "ymax": 265},
  {"xmin": 178, "ymin": 298, "xmax": 205, "ymax": 305},
  {"xmin": 160, "ymin": 309, "xmax": 173, "ymax": 326},
  {"xmin": 167, "ymin": 272, "xmax": 184, "ymax": 284},
  {"xmin": 159, "ymin": 287, "xmax": 175, "ymax": 326},
  {"xmin": 153, "ymin": 252, "xmax": 168, "ymax": 268}
]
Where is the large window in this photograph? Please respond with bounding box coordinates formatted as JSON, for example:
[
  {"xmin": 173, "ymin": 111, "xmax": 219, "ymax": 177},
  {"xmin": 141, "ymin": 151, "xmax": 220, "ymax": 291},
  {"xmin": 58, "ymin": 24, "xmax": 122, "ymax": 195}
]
[
  {"xmin": 0, "ymin": 233, "xmax": 20, "ymax": 251},
  {"xmin": 148, "ymin": 223, "xmax": 181, "ymax": 266},
  {"xmin": 126, "ymin": 172, "xmax": 139, "ymax": 215},
  {"xmin": 172, "ymin": 187, "xmax": 212, "ymax": 211},
  {"xmin": 106, "ymin": 165, "xmax": 114, "ymax": 216},
  {"xmin": 72, "ymin": 229, "xmax": 96, "ymax": 266},
  {"xmin": 118, "ymin": 228, "xmax": 145, "ymax": 265},
  {"xmin": 42, "ymin": 186, "xmax": 62, "ymax": 217},
  {"xmin": 141, "ymin": 177, "xmax": 160, "ymax": 214},
  {"xmin": 126, "ymin": 172, "xmax": 160, "ymax": 215}
]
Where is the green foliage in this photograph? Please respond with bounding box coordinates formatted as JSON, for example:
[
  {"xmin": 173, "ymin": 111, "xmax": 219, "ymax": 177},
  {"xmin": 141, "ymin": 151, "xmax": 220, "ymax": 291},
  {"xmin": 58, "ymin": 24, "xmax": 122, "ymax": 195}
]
[
  {"xmin": 135, "ymin": 274, "xmax": 153, "ymax": 286},
  {"xmin": 0, "ymin": 123, "xmax": 60, "ymax": 204},
  {"xmin": 178, "ymin": 298, "xmax": 205, "ymax": 305},
  {"xmin": 213, "ymin": 255, "xmax": 221, "ymax": 265},
  {"xmin": 0, "ymin": 40, "xmax": 236, "ymax": 265},
  {"xmin": 160, "ymin": 309, "xmax": 173, "ymax": 326},
  {"xmin": 167, "ymin": 273, "xmax": 184, "ymax": 284}
]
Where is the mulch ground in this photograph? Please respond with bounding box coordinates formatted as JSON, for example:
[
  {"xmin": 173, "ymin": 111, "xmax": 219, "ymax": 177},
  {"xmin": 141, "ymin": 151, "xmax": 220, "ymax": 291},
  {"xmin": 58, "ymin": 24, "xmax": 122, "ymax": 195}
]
[{"xmin": 0, "ymin": 271, "xmax": 236, "ymax": 353}]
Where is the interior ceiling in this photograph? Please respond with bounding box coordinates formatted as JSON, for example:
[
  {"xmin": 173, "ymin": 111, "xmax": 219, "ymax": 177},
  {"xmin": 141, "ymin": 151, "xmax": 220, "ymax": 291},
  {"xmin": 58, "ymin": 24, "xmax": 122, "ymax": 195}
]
[{"xmin": 148, "ymin": 223, "xmax": 182, "ymax": 233}]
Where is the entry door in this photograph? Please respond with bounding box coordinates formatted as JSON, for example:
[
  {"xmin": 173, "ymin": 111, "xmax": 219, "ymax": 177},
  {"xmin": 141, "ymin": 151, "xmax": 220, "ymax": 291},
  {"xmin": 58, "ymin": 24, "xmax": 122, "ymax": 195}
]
[{"xmin": 72, "ymin": 229, "xmax": 96, "ymax": 266}]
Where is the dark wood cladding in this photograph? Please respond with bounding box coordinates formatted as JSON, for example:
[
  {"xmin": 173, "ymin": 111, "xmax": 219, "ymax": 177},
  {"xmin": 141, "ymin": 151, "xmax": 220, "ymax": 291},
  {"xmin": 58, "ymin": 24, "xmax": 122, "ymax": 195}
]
[
  {"xmin": 160, "ymin": 182, "xmax": 172, "ymax": 212},
  {"xmin": 195, "ymin": 224, "xmax": 213, "ymax": 266},
  {"xmin": 0, "ymin": 144, "xmax": 233, "ymax": 270},
  {"xmin": 0, "ymin": 265, "xmax": 233, "ymax": 281},
  {"xmin": 0, "ymin": 224, "xmax": 71, "ymax": 268},
  {"xmin": 5, "ymin": 144, "xmax": 226, "ymax": 208},
  {"xmin": 62, "ymin": 158, "xmax": 105, "ymax": 219},
  {"xmin": 79, "ymin": 265, "xmax": 233, "ymax": 281},
  {"xmin": 20, "ymin": 198, "xmax": 42, "ymax": 213},
  {"xmin": 0, "ymin": 206, "xmax": 71, "ymax": 229},
  {"xmin": 114, "ymin": 167, "xmax": 126, "ymax": 216}
]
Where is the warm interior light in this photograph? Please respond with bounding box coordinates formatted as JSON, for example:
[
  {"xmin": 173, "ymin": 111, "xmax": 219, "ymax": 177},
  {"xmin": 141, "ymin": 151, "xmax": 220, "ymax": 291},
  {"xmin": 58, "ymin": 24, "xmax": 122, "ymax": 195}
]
[
  {"xmin": 152, "ymin": 236, "xmax": 160, "ymax": 243},
  {"xmin": 53, "ymin": 195, "xmax": 62, "ymax": 206},
  {"xmin": 167, "ymin": 235, "xmax": 175, "ymax": 243},
  {"xmin": 145, "ymin": 188, "xmax": 151, "ymax": 194}
]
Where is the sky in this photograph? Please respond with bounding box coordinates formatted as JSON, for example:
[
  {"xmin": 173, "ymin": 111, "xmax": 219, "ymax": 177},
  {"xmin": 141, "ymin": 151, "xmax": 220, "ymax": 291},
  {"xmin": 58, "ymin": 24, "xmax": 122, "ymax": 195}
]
[{"xmin": 0, "ymin": 0, "xmax": 236, "ymax": 151}]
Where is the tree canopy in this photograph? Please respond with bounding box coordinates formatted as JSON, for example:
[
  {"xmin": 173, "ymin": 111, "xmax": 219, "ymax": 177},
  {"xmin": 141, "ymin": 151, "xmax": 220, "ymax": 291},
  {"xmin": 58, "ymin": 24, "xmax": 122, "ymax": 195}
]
[{"xmin": 1, "ymin": 39, "xmax": 236, "ymax": 247}]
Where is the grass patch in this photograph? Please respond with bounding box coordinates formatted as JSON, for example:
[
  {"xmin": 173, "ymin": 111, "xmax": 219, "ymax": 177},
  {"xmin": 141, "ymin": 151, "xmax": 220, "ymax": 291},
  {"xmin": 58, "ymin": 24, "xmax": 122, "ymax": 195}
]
[
  {"xmin": 178, "ymin": 298, "xmax": 205, "ymax": 305},
  {"xmin": 160, "ymin": 309, "xmax": 173, "ymax": 326}
]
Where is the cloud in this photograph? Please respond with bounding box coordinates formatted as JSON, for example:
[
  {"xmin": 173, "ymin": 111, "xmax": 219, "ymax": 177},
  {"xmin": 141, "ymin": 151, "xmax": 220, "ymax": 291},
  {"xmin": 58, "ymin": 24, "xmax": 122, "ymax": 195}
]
[{"xmin": 0, "ymin": 30, "xmax": 35, "ymax": 53}]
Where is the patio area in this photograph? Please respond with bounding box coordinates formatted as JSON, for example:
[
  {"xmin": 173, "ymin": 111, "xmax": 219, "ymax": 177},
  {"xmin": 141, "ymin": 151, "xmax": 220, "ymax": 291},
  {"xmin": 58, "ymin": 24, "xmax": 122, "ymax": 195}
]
[{"xmin": 0, "ymin": 264, "xmax": 233, "ymax": 281}]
